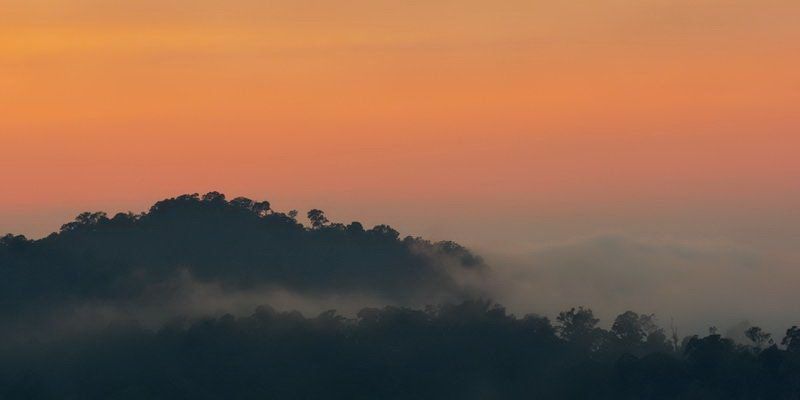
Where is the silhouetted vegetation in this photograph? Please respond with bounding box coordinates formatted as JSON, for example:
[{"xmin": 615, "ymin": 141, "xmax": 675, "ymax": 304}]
[
  {"xmin": 0, "ymin": 192, "xmax": 484, "ymax": 325},
  {"xmin": 1, "ymin": 193, "xmax": 799, "ymax": 399},
  {"xmin": 0, "ymin": 301, "xmax": 798, "ymax": 399}
]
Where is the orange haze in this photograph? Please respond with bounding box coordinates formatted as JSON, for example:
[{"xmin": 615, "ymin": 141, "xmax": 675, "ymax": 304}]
[{"xmin": 1, "ymin": 0, "xmax": 799, "ymax": 250}]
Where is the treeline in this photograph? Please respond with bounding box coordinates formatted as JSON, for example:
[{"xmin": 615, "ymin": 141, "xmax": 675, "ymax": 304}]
[
  {"xmin": 0, "ymin": 192, "xmax": 484, "ymax": 322},
  {"xmin": 2, "ymin": 192, "xmax": 799, "ymax": 398},
  {"xmin": 1, "ymin": 300, "xmax": 798, "ymax": 399}
]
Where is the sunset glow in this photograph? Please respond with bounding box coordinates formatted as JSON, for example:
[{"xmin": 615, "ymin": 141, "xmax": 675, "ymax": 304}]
[
  {"xmin": 4, "ymin": 3, "xmax": 800, "ymax": 395},
  {"xmin": 2, "ymin": 0, "xmax": 799, "ymax": 248}
]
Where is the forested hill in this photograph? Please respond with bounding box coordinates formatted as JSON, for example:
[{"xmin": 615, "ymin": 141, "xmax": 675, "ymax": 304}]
[
  {"xmin": 1, "ymin": 301, "xmax": 799, "ymax": 399},
  {"xmin": 2, "ymin": 193, "xmax": 800, "ymax": 399},
  {"xmin": 0, "ymin": 192, "xmax": 485, "ymax": 317}
]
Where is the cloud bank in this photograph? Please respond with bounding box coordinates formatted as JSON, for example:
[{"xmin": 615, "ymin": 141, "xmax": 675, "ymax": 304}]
[{"xmin": 484, "ymin": 235, "xmax": 799, "ymax": 335}]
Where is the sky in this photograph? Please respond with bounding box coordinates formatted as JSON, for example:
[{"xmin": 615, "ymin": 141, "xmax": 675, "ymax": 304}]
[{"xmin": 1, "ymin": 0, "xmax": 799, "ymax": 255}]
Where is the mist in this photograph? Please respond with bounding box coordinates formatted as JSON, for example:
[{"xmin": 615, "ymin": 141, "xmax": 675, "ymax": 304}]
[
  {"xmin": 2, "ymin": 192, "xmax": 800, "ymax": 399},
  {"xmin": 481, "ymin": 235, "xmax": 799, "ymax": 337}
]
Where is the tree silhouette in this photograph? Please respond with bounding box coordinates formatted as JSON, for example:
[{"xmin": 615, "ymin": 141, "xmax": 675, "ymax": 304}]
[
  {"xmin": 783, "ymin": 326, "xmax": 800, "ymax": 353},
  {"xmin": 307, "ymin": 209, "xmax": 329, "ymax": 229},
  {"xmin": 745, "ymin": 326, "xmax": 773, "ymax": 350},
  {"xmin": 0, "ymin": 301, "xmax": 797, "ymax": 399},
  {"xmin": 556, "ymin": 307, "xmax": 602, "ymax": 351},
  {"xmin": 1, "ymin": 191, "xmax": 799, "ymax": 399}
]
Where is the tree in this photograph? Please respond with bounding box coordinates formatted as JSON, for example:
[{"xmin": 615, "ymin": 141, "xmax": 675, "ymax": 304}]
[
  {"xmin": 307, "ymin": 209, "xmax": 329, "ymax": 229},
  {"xmin": 612, "ymin": 311, "xmax": 647, "ymax": 345},
  {"xmin": 230, "ymin": 197, "xmax": 255, "ymax": 210},
  {"xmin": 202, "ymin": 191, "xmax": 226, "ymax": 203},
  {"xmin": 230, "ymin": 197, "xmax": 271, "ymax": 216},
  {"xmin": 667, "ymin": 318, "xmax": 682, "ymax": 353},
  {"xmin": 745, "ymin": 326, "xmax": 773, "ymax": 350},
  {"xmin": 111, "ymin": 212, "xmax": 138, "ymax": 224},
  {"xmin": 346, "ymin": 222, "xmax": 365, "ymax": 234},
  {"xmin": 684, "ymin": 334, "xmax": 735, "ymax": 378},
  {"xmin": 782, "ymin": 326, "xmax": 800, "ymax": 353},
  {"xmin": 0, "ymin": 234, "xmax": 29, "ymax": 252},
  {"xmin": 60, "ymin": 212, "xmax": 108, "ymax": 232},
  {"xmin": 253, "ymin": 201, "xmax": 271, "ymax": 216},
  {"xmin": 369, "ymin": 224, "xmax": 399, "ymax": 240},
  {"xmin": 556, "ymin": 307, "xmax": 601, "ymax": 350}
]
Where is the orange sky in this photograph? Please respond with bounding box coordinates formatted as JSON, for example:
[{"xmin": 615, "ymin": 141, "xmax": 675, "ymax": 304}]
[{"xmin": 1, "ymin": 0, "xmax": 799, "ymax": 249}]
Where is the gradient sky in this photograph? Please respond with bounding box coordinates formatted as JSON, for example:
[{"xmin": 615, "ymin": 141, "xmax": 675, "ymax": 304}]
[{"xmin": 1, "ymin": 0, "xmax": 799, "ymax": 253}]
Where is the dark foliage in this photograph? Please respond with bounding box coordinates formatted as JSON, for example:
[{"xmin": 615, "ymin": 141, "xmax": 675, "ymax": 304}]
[
  {"xmin": 1, "ymin": 192, "xmax": 798, "ymax": 399},
  {"xmin": 0, "ymin": 192, "xmax": 485, "ymax": 322},
  {"xmin": 0, "ymin": 302, "xmax": 798, "ymax": 399}
]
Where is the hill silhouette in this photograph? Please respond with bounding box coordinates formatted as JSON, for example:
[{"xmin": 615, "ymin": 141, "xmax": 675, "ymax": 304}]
[
  {"xmin": 1, "ymin": 300, "xmax": 799, "ymax": 399},
  {"xmin": 2, "ymin": 192, "xmax": 800, "ymax": 399},
  {"xmin": 0, "ymin": 192, "xmax": 484, "ymax": 323}
]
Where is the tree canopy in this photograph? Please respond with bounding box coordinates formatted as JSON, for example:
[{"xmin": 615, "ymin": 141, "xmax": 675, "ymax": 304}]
[{"xmin": 1, "ymin": 192, "xmax": 798, "ymax": 399}]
